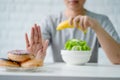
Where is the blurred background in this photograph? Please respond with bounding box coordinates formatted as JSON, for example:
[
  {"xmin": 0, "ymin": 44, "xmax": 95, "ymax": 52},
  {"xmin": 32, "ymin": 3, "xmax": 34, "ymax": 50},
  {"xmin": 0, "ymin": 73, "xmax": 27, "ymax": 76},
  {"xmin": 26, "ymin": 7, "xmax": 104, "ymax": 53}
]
[{"xmin": 0, "ymin": 0, "xmax": 120, "ymax": 64}]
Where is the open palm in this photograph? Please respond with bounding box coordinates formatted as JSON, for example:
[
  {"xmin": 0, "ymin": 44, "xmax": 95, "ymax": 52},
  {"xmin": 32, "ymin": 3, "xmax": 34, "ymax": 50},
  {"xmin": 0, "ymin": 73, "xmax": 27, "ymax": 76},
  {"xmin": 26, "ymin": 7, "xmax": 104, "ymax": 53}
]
[{"xmin": 25, "ymin": 24, "xmax": 49, "ymax": 61}]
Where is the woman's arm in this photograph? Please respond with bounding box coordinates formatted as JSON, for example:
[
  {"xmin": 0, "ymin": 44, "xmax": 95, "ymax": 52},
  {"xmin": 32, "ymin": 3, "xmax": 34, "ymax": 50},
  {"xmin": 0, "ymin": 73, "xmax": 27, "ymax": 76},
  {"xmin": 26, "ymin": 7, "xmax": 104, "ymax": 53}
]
[
  {"xmin": 70, "ymin": 15, "xmax": 120, "ymax": 64},
  {"xmin": 93, "ymin": 22, "xmax": 120, "ymax": 64}
]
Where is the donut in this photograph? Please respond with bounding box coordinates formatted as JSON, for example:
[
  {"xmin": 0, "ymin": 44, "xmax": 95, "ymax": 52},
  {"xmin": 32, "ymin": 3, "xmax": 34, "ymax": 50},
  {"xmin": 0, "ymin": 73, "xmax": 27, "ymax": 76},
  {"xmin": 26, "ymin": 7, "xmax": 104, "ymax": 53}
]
[
  {"xmin": 8, "ymin": 50, "xmax": 31, "ymax": 62},
  {"xmin": 21, "ymin": 59, "xmax": 43, "ymax": 68},
  {"xmin": 0, "ymin": 58, "xmax": 20, "ymax": 67}
]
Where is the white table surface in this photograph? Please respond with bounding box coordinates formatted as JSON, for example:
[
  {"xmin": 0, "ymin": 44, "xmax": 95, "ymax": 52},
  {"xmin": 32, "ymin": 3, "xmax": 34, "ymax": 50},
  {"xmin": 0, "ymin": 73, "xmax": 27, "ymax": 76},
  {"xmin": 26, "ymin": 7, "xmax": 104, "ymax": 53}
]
[{"xmin": 0, "ymin": 63, "xmax": 120, "ymax": 80}]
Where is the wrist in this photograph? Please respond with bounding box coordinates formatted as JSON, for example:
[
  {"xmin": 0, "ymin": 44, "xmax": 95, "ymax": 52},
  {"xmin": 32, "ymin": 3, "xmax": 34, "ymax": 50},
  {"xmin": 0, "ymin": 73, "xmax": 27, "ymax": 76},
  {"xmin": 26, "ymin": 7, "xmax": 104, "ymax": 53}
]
[{"xmin": 90, "ymin": 20, "xmax": 101, "ymax": 32}]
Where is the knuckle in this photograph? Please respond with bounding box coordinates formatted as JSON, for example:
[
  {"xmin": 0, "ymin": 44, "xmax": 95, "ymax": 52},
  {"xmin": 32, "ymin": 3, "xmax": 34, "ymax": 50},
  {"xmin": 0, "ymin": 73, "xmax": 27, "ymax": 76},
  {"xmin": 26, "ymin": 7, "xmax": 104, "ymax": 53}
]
[
  {"xmin": 85, "ymin": 16, "xmax": 89, "ymax": 20},
  {"xmin": 74, "ymin": 17, "xmax": 79, "ymax": 22}
]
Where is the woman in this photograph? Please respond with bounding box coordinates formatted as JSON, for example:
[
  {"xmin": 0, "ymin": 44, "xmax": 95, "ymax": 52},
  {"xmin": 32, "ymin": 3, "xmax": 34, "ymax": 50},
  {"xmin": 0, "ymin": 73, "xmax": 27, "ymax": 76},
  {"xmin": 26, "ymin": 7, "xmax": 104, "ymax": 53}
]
[{"xmin": 25, "ymin": 0, "xmax": 120, "ymax": 64}]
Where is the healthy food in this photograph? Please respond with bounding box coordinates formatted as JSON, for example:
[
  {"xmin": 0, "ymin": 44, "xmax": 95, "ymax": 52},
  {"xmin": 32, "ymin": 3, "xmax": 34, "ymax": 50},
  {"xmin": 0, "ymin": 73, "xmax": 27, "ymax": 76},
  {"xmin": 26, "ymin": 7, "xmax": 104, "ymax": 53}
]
[
  {"xmin": 65, "ymin": 39, "xmax": 91, "ymax": 51},
  {"xmin": 56, "ymin": 20, "xmax": 87, "ymax": 34}
]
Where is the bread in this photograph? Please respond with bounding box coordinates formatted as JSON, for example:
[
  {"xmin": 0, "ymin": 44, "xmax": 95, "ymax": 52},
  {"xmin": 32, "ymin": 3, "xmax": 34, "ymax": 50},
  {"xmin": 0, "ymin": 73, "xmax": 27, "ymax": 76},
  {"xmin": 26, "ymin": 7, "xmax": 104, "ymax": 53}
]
[
  {"xmin": 8, "ymin": 50, "xmax": 31, "ymax": 62},
  {"xmin": 0, "ymin": 58, "xmax": 20, "ymax": 67},
  {"xmin": 21, "ymin": 59, "xmax": 43, "ymax": 68},
  {"xmin": 0, "ymin": 50, "xmax": 44, "ymax": 68}
]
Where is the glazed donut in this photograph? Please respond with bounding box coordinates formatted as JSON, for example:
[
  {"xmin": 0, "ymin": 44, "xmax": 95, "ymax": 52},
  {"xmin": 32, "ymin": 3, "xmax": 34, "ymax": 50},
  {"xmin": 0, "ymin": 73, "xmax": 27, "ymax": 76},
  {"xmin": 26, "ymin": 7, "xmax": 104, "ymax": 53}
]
[
  {"xmin": 8, "ymin": 50, "xmax": 31, "ymax": 62},
  {"xmin": 21, "ymin": 59, "xmax": 43, "ymax": 68},
  {"xmin": 0, "ymin": 58, "xmax": 20, "ymax": 67}
]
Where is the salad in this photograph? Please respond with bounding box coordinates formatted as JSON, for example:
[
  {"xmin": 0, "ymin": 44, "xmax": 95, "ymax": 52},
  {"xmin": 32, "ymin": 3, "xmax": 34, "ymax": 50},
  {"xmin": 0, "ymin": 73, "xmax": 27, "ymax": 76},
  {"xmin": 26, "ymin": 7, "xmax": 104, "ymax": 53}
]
[{"xmin": 64, "ymin": 39, "xmax": 91, "ymax": 51}]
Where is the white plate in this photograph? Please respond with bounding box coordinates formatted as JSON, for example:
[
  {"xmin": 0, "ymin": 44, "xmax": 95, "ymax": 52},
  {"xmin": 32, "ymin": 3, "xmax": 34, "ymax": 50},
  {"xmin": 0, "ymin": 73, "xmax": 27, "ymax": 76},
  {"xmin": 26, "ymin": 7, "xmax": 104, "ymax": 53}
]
[{"xmin": 0, "ymin": 66, "xmax": 43, "ymax": 72}]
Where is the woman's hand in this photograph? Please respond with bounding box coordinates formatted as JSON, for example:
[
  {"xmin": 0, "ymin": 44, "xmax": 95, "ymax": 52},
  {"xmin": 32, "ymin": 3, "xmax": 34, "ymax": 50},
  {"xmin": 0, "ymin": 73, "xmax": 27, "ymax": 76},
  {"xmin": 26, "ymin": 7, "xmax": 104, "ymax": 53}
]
[
  {"xmin": 25, "ymin": 24, "xmax": 49, "ymax": 61},
  {"xmin": 69, "ymin": 15, "xmax": 120, "ymax": 64},
  {"xmin": 69, "ymin": 15, "xmax": 100, "ymax": 31}
]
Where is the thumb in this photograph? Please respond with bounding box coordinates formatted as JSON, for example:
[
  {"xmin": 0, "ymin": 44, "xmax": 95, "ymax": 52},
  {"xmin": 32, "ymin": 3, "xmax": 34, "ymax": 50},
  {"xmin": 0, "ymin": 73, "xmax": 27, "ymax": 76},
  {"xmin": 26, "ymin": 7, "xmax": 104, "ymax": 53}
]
[
  {"xmin": 68, "ymin": 17, "xmax": 74, "ymax": 26},
  {"xmin": 35, "ymin": 49, "xmax": 44, "ymax": 60},
  {"xmin": 43, "ymin": 40, "xmax": 49, "ymax": 53}
]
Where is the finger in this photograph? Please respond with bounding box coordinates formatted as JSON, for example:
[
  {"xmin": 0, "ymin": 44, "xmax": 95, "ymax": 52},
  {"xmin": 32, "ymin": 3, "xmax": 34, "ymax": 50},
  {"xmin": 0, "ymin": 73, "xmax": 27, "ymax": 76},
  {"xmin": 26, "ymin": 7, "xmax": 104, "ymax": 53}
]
[
  {"xmin": 73, "ymin": 17, "xmax": 79, "ymax": 28},
  {"xmin": 83, "ymin": 16, "xmax": 89, "ymax": 30},
  {"xmin": 30, "ymin": 27, "xmax": 34, "ymax": 45},
  {"xmin": 36, "ymin": 49, "xmax": 43, "ymax": 60},
  {"xmin": 35, "ymin": 24, "xmax": 39, "ymax": 33},
  {"xmin": 25, "ymin": 33, "xmax": 30, "ymax": 48},
  {"xmin": 68, "ymin": 17, "xmax": 74, "ymax": 26},
  {"xmin": 34, "ymin": 24, "xmax": 39, "ymax": 44},
  {"xmin": 43, "ymin": 40, "xmax": 49, "ymax": 53},
  {"xmin": 37, "ymin": 26, "xmax": 43, "ymax": 45},
  {"xmin": 37, "ymin": 48, "xmax": 46, "ymax": 60},
  {"xmin": 79, "ymin": 16, "xmax": 85, "ymax": 31}
]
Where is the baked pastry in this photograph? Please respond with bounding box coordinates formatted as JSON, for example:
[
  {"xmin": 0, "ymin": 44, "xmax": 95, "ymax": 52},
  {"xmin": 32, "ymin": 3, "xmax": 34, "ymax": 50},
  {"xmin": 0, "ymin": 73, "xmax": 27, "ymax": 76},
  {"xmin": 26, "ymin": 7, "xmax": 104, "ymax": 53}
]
[
  {"xmin": 8, "ymin": 50, "xmax": 31, "ymax": 62},
  {"xmin": 21, "ymin": 59, "xmax": 43, "ymax": 68},
  {"xmin": 0, "ymin": 58, "xmax": 20, "ymax": 67}
]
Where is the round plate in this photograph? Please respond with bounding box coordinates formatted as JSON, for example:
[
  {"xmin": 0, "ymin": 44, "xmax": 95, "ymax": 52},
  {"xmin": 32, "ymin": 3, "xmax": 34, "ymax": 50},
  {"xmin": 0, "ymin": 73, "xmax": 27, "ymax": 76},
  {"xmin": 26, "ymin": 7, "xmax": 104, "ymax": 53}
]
[{"xmin": 0, "ymin": 66, "xmax": 43, "ymax": 72}]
